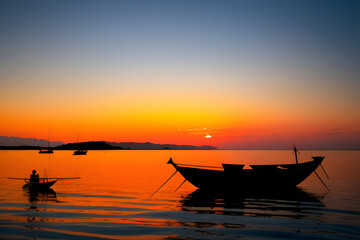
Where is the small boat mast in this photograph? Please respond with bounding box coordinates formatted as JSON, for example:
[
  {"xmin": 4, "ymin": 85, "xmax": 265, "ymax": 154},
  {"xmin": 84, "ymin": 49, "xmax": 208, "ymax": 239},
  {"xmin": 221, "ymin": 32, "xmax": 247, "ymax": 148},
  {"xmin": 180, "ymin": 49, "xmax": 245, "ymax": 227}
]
[{"xmin": 293, "ymin": 145, "xmax": 300, "ymax": 164}]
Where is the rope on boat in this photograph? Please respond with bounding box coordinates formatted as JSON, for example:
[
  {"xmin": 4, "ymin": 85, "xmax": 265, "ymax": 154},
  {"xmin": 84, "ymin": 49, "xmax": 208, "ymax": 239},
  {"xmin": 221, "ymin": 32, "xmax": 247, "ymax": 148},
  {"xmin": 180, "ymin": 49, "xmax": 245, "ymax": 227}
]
[
  {"xmin": 176, "ymin": 163, "xmax": 223, "ymax": 169},
  {"xmin": 314, "ymin": 170, "xmax": 330, "ymax": 192},
  {"xmin": 147, "ymin": 170, "xmax": 178, "ymax": 199},
  {"xmin": 174, "ymin": 179, "xmax": 187, "ymax": 192},
  {"xmin": 320, "ymin": 163, "xmax": 329, "ymax": 179}
]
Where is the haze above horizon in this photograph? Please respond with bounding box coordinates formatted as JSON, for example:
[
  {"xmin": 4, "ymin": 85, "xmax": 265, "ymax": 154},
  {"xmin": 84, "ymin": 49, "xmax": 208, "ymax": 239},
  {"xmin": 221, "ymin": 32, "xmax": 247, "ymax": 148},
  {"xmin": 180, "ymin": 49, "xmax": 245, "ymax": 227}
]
[{"xmin": 0, "ymin": 0, "xmax": 359, "ymax": 149}]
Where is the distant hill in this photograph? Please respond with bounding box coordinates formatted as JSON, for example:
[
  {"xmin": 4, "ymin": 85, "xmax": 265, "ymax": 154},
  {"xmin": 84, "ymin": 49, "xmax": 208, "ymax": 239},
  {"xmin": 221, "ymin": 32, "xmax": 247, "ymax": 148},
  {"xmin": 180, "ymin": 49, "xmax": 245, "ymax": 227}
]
[
  {"xmin": 0, "ymin": 136, "xmax": 217, "ymax": 150},
  {"xmin": 55, "ymin": 141, "xmax": 122, "ymax": 150},
  {"xmin": 54, "ymin": 141, "xmax": 217, "ymax": 150},
  {"xmin": 0, "ymin": 136, "xmax": 64, "ymax": 147},
  {"xmin": 55, "ymin": 141, "xmax": 216, "ymax": 150},
  {"xmin": 107, "ymin": 141, "xmax": 217, "ymax": 150}
]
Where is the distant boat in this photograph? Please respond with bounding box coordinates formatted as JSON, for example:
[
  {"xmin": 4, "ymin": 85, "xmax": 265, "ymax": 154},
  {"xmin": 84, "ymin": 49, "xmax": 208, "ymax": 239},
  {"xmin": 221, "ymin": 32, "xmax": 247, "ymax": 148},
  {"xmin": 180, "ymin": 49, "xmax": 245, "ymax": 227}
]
[
  {"xmin": 39, "ymin": 130, "xmax": 53, "ymax": 154},
  {"xmin": 73, "ymin": 133, "xmax": 87, "ymax": 155},
  {"xmin": 73, "ymin": 149, "xmax": 87, "ymax": 155},
  {"xmin": 167, "ymin": 148, "xmax": 325, "ymax": 190},
  {"xmin": 39, "ymin": 149, "xmax": 53, "ymax": 154}
]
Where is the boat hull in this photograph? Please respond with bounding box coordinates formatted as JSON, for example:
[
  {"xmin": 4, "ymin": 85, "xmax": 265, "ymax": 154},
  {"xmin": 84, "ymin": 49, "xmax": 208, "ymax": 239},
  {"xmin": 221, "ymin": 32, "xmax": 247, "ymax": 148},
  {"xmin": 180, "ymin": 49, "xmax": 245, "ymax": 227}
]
[
  {"xmin": 23, "ymin": 180, "xmax": 57, "ymax": 190},
  {"xmin": 169, "ymin": 157, "xmax": 324, "ymax": 190}
]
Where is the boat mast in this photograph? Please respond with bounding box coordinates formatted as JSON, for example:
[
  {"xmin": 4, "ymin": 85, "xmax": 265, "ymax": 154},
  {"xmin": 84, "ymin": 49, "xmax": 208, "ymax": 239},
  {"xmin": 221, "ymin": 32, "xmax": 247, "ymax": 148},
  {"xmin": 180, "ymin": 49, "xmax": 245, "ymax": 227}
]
[
  {"xmin": 294, "ymin": 145, "xmax": 299, "ymax": 164},
  {"xmin": 77, "ymin": 133, "xmax": 80, "ymax": 151}
]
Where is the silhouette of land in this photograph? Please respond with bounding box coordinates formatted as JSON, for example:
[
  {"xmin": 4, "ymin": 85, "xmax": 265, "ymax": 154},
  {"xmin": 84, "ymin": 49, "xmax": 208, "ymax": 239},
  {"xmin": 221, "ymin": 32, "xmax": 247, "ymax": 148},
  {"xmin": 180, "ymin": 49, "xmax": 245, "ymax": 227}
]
[
  {"xmin": 57, "ymin": 141, "xmax": 217, "ymax": 150},
  {"xmin": 56, "ymin": 141, "xmax": 120, "ymax": 150},
  {"xmin": 0, "ymin": 139, "xmax": 217, "ymax": 150},
  {"xmin": 0, "ymin": 136, "xmax": 64, "ymax": 147},
  {"xmin": 0, "ymin": 145, "xmax": 44, "ymax": 150},
  {"xmin": 107, "ymin": 141, "xmax": 217, "ymax": 150}
]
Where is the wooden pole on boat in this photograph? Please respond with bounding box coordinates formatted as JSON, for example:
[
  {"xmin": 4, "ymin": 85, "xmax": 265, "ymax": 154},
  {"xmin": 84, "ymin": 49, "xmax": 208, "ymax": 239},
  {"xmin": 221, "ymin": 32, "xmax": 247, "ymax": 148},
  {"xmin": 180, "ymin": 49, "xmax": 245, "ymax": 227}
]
[
  {"xmin": 147, "ymin": 170, "xmax": 178, "ymax": 199},
  {"xmin": 174, "ymin": 179, "xmax": 187, "ymax": 192},
  {"xmin": 320, "ymin": 163, "xmax": 329, "ymax": 179},
  {"xmin": 314, "ymin": 170, "xmax": 330, "ymax": 192}
]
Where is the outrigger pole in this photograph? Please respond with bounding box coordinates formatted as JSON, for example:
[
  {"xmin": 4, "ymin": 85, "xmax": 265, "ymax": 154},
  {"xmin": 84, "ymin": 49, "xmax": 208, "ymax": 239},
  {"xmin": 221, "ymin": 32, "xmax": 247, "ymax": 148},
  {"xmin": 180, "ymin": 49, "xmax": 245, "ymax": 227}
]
[
  {"xmin": 320, "ymin": 163, "xmax": 329, "ymax": 179},
  {"xmin": 174, "ymin": 179, "xmax": 187, "ymax": 192},
  {"xmin": 314, "ymin": 170, "xmax": 330, "ymax": 192},
  {"xmin": 147, "ymin": 170, "xmax": 178, "ymax": 199}
]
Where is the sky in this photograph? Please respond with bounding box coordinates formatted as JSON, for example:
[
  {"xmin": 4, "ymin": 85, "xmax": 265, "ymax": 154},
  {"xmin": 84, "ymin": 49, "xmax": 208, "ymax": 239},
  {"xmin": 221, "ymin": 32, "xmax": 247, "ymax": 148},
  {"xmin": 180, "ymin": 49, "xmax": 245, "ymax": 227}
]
[{"xmin": 0, "ymin": 0, "xmax": 359, "ymax": 149}]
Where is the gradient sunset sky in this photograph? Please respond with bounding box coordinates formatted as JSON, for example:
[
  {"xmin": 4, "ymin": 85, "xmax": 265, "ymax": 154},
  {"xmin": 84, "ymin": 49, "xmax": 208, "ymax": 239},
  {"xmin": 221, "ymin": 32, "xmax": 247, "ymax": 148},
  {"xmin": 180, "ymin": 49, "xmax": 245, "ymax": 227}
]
[{"xmin": 1, "ymin": 0, "xmax": 359, "ymax": 149}]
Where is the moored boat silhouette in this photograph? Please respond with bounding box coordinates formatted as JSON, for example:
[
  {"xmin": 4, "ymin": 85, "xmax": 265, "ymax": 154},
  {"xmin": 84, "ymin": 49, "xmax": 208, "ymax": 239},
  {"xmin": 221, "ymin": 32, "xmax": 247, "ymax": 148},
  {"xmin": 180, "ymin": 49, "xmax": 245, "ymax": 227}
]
[
  {"xmin": 73, "ymin": 149, "xmax": 87, "ymax": 155},
  {"xmin": 167, "ymin": 153, "xmax": 325, "ymax": 190},
  {"xmin": 39, "ymin": 149, "xmax": 53, "ymax": 154}
]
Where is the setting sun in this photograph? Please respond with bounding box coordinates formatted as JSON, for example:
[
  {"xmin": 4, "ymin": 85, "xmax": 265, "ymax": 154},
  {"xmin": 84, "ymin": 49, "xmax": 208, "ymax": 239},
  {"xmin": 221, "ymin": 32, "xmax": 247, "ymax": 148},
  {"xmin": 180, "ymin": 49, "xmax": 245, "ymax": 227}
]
[{"xmin": 205, "ymin": 135, "xmax": 212, "ymax": 139}]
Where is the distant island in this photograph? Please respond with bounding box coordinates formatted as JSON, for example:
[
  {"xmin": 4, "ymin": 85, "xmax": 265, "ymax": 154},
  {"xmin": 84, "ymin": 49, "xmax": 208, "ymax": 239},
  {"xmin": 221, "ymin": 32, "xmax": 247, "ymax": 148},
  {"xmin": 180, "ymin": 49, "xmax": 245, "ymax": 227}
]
[
  {"xmin": 106, "ymin": 141, "xmax": 217, "ymax": 150},
  {"xmin": 0, "ymin": 136, "xmax": 217, "ymax": 150},
  {"xmin": 0, "ymin": 136, "xmax": 64, "ymax": 148}
]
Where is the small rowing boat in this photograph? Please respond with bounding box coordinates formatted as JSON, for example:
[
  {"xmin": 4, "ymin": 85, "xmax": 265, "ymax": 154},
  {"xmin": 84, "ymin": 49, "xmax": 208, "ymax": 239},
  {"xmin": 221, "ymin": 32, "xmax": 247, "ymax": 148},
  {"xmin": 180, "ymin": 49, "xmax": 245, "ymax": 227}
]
[
  {"xmin": 167, "ymin": 150, "xmax": 325, "ymax": 190},
  {"xmin": 23, "ymin": 179, "xmax": 58, "ymax": 190},
  {"xmin": 8, "ymin": 176, "xmax": 81, "ymax": 190}
]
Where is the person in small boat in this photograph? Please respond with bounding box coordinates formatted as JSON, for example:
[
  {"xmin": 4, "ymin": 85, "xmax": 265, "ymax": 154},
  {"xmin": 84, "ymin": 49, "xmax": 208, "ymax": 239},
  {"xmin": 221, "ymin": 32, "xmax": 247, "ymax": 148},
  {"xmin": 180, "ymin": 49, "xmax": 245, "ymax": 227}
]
[{"xmin": 29, "ymin": 170, "xmax": 39, "ymax": 184}]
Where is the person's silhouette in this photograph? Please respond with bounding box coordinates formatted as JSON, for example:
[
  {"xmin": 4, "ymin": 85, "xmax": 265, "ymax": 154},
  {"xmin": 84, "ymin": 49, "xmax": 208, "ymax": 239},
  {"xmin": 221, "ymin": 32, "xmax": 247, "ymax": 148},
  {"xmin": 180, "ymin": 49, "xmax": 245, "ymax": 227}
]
[{"xmin": 29, "ymin": 170, "xmax": 39, "ymax": 184}]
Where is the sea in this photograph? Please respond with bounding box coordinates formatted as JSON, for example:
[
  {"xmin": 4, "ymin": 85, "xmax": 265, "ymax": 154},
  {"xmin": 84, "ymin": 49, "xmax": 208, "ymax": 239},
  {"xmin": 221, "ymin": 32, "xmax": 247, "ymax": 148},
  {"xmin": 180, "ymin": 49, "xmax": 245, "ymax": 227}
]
[{"xmin": 0, "ymin": 150, "xmax": 359, "ymax": 239}]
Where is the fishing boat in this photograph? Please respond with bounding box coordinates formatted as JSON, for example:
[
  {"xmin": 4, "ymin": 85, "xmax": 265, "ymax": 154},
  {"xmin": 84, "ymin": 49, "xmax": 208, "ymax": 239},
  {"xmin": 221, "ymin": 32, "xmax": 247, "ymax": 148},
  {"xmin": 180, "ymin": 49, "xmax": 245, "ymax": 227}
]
[
  {"xmin": 8, "ymin": 173, "xmax": 80, "ymax": 190},
  {"xmin": 167, "ymin": 148, "xmax": 325, "ymax": 190},
  {"xmin": 23, "ymin": 178, "xmax": 58, "ymax": 190},
  {"xmin": 73, "ymin": 133, "xmax": 87, "ymax": 155},
  {"xmin": 73, "ymin": 149, "xmax": 87, "ymax": 155},
  {"xmin": 39, "ymin": 130, "xmax": 54, "ymax": 154},
  {"xmin": 39, "ymin": 149, "xmax": 53, "ymax": 154}
]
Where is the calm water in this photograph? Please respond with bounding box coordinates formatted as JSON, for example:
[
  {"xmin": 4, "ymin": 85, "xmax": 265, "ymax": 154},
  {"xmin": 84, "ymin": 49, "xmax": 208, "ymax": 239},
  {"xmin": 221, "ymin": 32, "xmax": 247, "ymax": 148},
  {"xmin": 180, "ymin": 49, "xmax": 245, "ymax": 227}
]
[{"xmin": 0, "ymin": 150, "xmax": 359, "ymax": 239}]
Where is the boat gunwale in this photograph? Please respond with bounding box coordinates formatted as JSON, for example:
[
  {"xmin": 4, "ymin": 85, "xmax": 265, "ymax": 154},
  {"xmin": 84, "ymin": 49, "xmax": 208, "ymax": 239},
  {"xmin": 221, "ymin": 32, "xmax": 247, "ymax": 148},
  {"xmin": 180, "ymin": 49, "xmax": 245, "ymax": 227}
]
[{"xmin": 171, "ymin": 157, "xmax": 324, "ymax": 172}]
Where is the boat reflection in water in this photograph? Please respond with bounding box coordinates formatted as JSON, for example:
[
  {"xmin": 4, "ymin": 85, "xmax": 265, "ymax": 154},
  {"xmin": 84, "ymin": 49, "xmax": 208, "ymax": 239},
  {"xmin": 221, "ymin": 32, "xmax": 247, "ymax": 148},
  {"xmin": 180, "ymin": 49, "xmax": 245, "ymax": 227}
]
[
  {"xmin": 23, "ymin": 186, "xmax": 58, "ymax": 204},
  {"xmin": 23, "ymin": 187, "xmax": 58, "ymax": 223},
  {"xmin": 180, "ymin": 188, "xmax": 324, "ymax": 219}
]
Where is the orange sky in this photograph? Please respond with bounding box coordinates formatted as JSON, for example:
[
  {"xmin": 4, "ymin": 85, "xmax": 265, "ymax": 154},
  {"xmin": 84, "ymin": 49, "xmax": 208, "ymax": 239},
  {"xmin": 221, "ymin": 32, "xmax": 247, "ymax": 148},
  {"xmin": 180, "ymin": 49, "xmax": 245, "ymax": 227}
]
[
  {"xmin": 0, "ymin": 1, "xmax": 359, "ymax": 149},
  {"xmin": 1, "ymin": 75, "xmax": 359, "ymax": 149}
]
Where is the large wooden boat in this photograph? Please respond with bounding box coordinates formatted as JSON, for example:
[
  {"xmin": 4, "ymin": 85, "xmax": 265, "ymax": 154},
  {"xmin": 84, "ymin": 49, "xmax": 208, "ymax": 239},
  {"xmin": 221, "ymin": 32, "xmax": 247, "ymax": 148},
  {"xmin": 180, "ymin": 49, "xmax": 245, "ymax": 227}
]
[{"xmin": 167, "ymin": 155, "xmax": 325, "ymax": 190}]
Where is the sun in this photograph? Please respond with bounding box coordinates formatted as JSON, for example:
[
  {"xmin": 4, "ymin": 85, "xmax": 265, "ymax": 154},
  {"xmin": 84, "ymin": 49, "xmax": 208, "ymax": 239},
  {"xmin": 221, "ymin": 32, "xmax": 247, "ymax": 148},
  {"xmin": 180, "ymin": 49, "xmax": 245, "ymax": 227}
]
[{"xmin": 205, "ymin": 135, "xmax": 212, "ymax": 139}]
